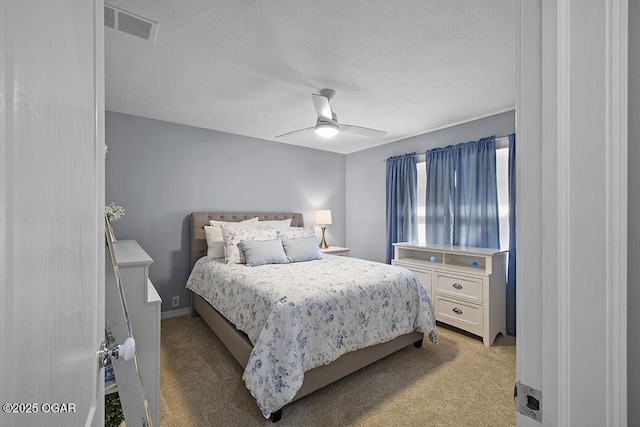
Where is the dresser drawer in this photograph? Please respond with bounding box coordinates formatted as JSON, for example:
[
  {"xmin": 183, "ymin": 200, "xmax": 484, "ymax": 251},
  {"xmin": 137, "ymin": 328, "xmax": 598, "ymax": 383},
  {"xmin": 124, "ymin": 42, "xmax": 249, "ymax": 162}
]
[
  {"xmin": 435, "ymin": 297, "xmax": 483, "ymax": 333},
  {"xmin": 392, "ymin": 261, "xmax": 433, "ymax": 293},
  {"xmin": 412, "ymin": 270, "xmax": 432, "ymax": 293},
  {"xmin": 435, "ymin": 273, "xmax": 483, "ymax": 303}
]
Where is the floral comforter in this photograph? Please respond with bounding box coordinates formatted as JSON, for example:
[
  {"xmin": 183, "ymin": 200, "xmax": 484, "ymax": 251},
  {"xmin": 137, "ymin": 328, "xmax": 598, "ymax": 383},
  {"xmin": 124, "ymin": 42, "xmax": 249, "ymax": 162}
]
[{"xmin": 186, "ymin": 255, "xmax": 438, "ymax": 418}]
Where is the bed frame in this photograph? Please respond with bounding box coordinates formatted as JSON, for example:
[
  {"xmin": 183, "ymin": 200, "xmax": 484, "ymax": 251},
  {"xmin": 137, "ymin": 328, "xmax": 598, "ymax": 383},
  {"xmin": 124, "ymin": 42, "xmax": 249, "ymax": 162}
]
[{"xmin": 189, "ymin": 212, "xmax": 424, "ymax": 422}]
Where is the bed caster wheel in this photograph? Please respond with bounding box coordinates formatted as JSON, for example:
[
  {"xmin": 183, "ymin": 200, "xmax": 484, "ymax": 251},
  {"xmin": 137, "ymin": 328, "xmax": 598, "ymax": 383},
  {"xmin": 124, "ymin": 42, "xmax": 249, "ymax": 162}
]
[
  {"xmin": 270, "ymin": 409, "xmax": 282, "ymax": 423},
  {"xmin": 413, "ymin": 338, "xmax": 423, "ymax": 348}
]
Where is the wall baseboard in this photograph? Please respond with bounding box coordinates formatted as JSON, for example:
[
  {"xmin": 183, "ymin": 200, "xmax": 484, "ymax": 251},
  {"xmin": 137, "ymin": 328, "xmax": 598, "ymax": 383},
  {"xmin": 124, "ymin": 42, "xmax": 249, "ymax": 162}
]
[{"xmin": 161, "ymin": 307, "xmax": 192, "ymax": 320}]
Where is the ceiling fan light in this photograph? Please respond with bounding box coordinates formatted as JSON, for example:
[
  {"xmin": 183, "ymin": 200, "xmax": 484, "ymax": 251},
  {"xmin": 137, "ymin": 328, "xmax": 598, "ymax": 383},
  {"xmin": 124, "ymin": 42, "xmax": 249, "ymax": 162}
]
[{"xmin": 315, "ymin": 123, "xmax": 339, "ymax": 138}]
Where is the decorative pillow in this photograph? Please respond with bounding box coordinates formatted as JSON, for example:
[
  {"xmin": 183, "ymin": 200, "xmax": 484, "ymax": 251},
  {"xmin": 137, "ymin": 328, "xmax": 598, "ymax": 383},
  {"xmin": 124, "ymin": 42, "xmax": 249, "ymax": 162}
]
[
  {"xmin": 204, "ymin": 217, "xmax": 258, "ymax": 259},
  {"xmin": 255, "ymin": 218, "xmax": 292, "ymax": 229},
  {"xmin": 220, "ymin": 225, "xmax": 277, "ymax": 264},
  {"xmin": 238, "ymin": 238, "xmax": 288, "ymax": 267},
  {"xmin": 276, "ymin": 226, "xmax": 315, "ymax": 240},
  {"xmin": 282, "ymin": 236, "xmax": 323, "ymax": 263}
]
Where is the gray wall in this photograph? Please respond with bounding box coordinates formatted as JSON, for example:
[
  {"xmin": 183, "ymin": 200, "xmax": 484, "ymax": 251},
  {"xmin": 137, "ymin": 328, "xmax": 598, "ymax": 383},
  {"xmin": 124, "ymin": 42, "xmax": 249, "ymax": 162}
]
[
  {"xmin": 629, "ymin": 2, "xmax": 639, "ymax": 423},
  {"xmin": 345, "ymin": 110, "xmax": 515, "ymax": 262},
  {"xmin": 105, "ymin": 112, "xmax": 346, "ymax": 311}
]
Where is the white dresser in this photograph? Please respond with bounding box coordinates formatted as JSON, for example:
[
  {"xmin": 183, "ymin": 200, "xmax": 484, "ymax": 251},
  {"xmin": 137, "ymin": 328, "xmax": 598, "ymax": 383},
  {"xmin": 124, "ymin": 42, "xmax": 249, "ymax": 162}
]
[
  {"xmin": 392, "ymin": 243, "xmax": 507, "ymax": 346},
  {"xmin": 113, "ymin": 240, "xmax": 161, "ymax": 427}
]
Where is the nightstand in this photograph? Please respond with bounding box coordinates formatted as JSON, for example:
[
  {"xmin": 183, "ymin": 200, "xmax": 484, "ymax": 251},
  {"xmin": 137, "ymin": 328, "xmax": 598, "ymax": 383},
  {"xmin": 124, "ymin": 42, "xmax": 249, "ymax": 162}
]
[{"xmin": 320, "ymin": 246, "xmax": 351, "ymax": 257}]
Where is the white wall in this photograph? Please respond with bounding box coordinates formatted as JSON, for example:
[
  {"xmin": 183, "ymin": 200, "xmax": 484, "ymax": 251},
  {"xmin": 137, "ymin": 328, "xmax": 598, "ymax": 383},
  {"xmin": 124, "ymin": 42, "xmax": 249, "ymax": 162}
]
[
  {"xmin": 628, "ymin": 1, "xmax": 639, "ymax": 423},
  {"xmin": 344, "ymin": 111, "xmax": 515, "ymax": 262},
  {"xmin": 105, "ymin": 112, "xmax": 346, "ymax": 311}
]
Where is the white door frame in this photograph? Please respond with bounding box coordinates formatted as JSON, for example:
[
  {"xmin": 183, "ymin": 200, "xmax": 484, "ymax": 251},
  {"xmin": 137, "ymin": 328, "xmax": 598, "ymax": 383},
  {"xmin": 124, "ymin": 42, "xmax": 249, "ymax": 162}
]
[{"xmin": 516, "ymin": 0, "xmax": 627, "ymax": 425}]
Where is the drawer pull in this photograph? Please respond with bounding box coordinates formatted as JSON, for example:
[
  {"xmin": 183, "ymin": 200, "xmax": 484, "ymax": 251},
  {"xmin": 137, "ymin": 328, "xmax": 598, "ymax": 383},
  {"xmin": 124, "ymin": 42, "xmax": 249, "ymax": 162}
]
[
  {"xmin": 452, "ymin": 307, "xmax": 463, "ymax": 315},
  {"xmin": 452, "ymin": 283, "xmax": 463, "ymax": 290}
]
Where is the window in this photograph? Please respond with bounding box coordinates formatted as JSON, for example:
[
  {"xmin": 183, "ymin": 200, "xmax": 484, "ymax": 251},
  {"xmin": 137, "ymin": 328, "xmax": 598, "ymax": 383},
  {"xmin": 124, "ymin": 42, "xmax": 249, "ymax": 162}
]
[
  {"xmin": 416, "ymin": 162, "xmax": 426, "ymax": 244},
  {"xmin": 495, "ymin": 147, "xmax": 510, "ymax": 250},
  {"xmin": 416, "ymin": 146, "xmax": 510, "ymax": 248}
]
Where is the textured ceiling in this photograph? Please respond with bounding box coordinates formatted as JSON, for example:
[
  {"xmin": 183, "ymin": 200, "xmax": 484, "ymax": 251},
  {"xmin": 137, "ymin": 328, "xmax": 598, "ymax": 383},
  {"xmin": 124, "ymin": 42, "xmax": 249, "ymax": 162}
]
[{"xmin": 105, "ymin": 0, "xmax": 516, "ymax": 154}]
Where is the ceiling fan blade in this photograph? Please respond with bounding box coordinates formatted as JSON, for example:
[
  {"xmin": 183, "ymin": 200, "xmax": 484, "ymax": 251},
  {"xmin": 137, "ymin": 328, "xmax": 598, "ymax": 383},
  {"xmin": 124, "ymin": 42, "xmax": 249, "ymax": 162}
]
[
  {"xmin": 275, "ymin": 126, "xmax": 315, "ymax": 139},
  {"xmin": 312, "ymin": 93, "xmax": 333, "ymax": 122},
  {"xmin": 339, "ymin": 124, "xmax": 387, "ymax": 137}
]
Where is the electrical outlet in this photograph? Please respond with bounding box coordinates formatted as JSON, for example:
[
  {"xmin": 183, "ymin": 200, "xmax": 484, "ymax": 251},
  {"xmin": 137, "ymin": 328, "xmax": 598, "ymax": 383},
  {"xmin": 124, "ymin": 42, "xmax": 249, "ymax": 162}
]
[{"xmin": 172, "ymin": 296, "xmax": 180, "ymax": 308}]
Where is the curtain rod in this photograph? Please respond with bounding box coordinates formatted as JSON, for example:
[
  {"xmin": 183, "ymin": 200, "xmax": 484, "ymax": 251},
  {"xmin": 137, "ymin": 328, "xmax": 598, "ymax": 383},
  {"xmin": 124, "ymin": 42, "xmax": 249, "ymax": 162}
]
[{"xmin": 383, "ymin": 134, "xmax": 512, "ymax": 163}]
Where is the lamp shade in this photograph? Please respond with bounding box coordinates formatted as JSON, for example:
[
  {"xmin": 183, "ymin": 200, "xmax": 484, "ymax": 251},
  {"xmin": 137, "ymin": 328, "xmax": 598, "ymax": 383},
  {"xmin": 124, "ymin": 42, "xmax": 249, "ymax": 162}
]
[{"xmin": 315, "ymin": 210, "xmax": 332, "ymax": 225}]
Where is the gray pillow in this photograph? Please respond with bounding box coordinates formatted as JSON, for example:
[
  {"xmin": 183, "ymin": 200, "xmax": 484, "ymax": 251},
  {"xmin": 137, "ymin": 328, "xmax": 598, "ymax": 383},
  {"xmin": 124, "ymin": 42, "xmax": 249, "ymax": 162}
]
[
  {"xmin": 238, "ymin": 238, "xmax": 288, "ymax": 267},
  {"xmin": 282, "ymin": 236, "xmax": 322, "ymax": 263}
]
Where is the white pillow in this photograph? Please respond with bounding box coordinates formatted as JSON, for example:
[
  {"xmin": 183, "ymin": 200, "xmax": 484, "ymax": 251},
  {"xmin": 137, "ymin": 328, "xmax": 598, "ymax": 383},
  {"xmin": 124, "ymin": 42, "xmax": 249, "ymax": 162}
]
[
  {"xmin": 255, "ymin": 218, "xmax": 292, "ymax": 229},
  {"xmin": 220, "ymin": 225, "xmax": 277, "ymax": 264},
  {"xmin": 276, "ymin": 226, "xmax": 315, "ymax": 240},
  {"xmin": 204, "ymin": 217, "xmax": 259, "ymax": 259},
  {"xmin": 204, "ymin": 226, "xmax": 225, "ymax": 258}
]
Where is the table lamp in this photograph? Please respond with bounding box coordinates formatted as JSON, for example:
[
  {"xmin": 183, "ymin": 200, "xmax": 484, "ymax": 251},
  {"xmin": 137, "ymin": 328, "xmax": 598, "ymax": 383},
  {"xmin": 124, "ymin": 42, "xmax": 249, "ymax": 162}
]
[{"xmin": 315, "ymin": 210, "xmax": 332, "ymax": 249}]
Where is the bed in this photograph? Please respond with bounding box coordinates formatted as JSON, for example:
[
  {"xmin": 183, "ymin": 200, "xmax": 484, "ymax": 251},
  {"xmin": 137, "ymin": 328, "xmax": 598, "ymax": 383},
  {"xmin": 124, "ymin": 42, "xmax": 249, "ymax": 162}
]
[{"xmin": 186, "ymin": 212, "xmax": 438, "ymax": 421}]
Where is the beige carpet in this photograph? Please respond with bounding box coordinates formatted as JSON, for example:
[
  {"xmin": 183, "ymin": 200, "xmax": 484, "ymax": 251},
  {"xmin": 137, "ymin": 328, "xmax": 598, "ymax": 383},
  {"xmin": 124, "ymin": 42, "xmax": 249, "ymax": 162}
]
[{"xmin": 160, "ymin": 316, "xmax": 516, "ymax": 427}]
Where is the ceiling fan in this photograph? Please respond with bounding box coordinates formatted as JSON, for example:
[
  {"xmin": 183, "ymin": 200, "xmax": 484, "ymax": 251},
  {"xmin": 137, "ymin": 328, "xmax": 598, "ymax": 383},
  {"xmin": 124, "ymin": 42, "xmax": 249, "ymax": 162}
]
[{"xmin": 275, "ymin": 89, "xmax": 387, "ymax": 139}]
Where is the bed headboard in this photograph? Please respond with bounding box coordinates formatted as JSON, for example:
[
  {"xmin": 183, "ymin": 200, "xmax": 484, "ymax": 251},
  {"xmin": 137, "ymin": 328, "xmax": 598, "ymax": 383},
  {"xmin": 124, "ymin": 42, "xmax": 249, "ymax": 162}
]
[{"xmin": 190, "ymin": 212, "xmax": 304, "ymax": 268}]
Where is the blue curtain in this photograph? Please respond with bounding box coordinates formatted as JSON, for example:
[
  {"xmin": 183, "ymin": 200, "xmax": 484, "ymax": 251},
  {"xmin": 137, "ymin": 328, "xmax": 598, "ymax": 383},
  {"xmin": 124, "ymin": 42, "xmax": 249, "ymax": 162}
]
[
  {"xmin": 453, "ymin": 136, "xmax": 500, "ymax": 249},
  {"xmin": 507, "ymin": 134, "xmax": 517, "ymax": 335},
  {"xmin": 425, "ymin": 137, "xmax": 499, "ymax": 248},
  {"xmin": 385, "ymin": 153, "xmax": 418, "ymax": 263},
  {"xmin": 425, "ymin": 146, "xmax": 457, "ymax": 245}
]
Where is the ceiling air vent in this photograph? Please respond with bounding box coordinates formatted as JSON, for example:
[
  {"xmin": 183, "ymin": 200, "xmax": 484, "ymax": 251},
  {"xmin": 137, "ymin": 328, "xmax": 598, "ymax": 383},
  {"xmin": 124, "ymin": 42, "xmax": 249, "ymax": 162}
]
[{"xmin": 104, "ymin": 4, "xmax": 158, "ymax": 42}]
